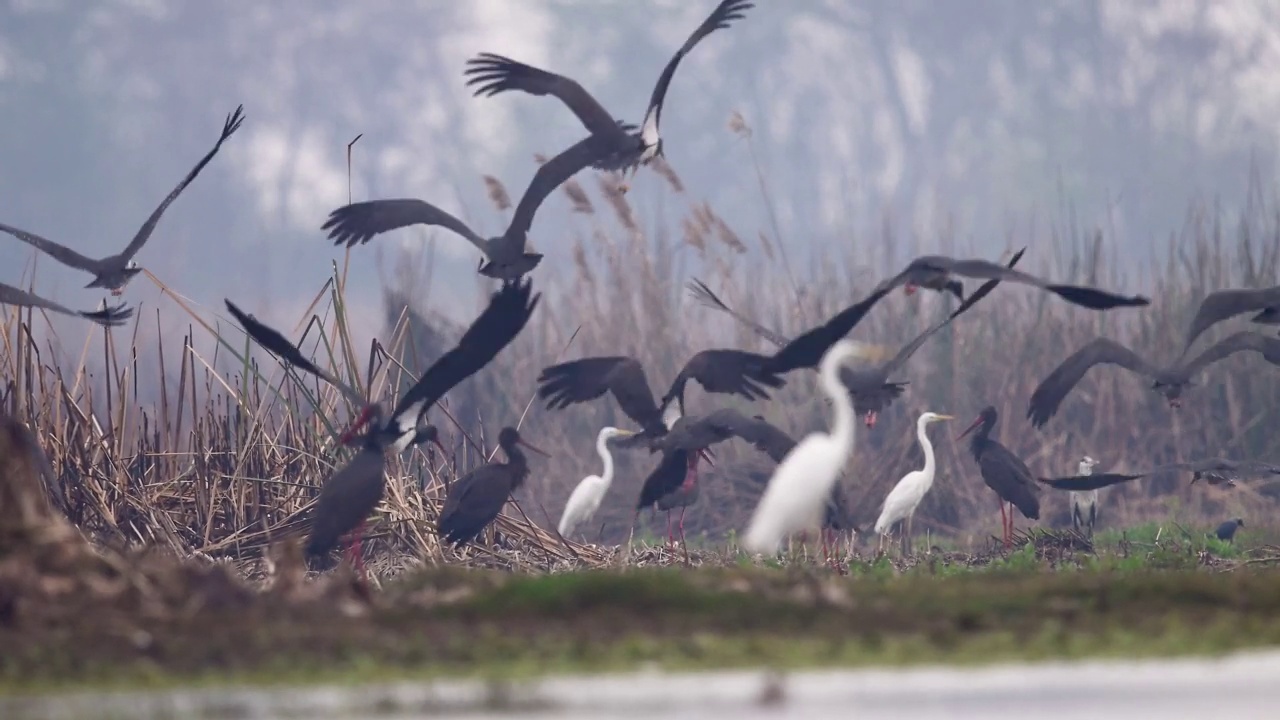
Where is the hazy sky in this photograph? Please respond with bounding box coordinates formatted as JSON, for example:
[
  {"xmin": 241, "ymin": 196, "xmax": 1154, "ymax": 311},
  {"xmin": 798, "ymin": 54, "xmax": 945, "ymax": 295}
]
[{"xmin": 3, "ymin": 0, "xmax": 1279, "ymax": 347}]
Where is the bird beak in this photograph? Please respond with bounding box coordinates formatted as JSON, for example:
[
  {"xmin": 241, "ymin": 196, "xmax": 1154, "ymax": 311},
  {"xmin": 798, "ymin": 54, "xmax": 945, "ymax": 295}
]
[
  {"xmin": 430, "ymin": 437, "xmax": 447, "ymax": 455},
  {"xmin": 339, "ymin": 405, "xmax": 378, "ymax": 445},
  {"xmin": 935, "ymin": 414, "xmax": 955, "ymax": 421},
  {"xmin": 956, "ymin": 416, "xmax": 983, "ymax": 440},
  {"xmin": 698, "ymin": 448, "xmax": 716, "ymax": 467},
  {"xmin": 904, "ymin": 283, "xmax": 917, "ymax": 296},
  {"xmin": 518, "ymin": 438, "xmax": 551, "ymax": 457}
]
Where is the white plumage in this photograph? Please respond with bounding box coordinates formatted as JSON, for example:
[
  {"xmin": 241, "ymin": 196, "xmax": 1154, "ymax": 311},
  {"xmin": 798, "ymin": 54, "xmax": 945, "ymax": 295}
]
[
  {"xmin": 557, "ymin": 426, "xmax": 636, "ymax": 537},
  {"xmin": 1070, "ymin": 455, "xmax": 1099, "ymax": 536},
  {"xmin": 742, "ymin": 339, "xmax": 864, "ymax": 554},
  {"xmin": 873, "ymin": 411, "xmax": 953, "ymax": 550}
]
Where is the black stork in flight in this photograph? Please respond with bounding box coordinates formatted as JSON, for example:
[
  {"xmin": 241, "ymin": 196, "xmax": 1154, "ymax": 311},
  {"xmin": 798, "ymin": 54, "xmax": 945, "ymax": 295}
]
[
  {"xmin": 0, "ymin": 283, "xmax": 133, "ymax": 327},
  {"xmin": 1037, "ymin": 457, "xmax": 1280, "ymax": 492},
  {"xmin": 223, "ymin": 278, "xmax": 539, "ymax": 570},
  {"xmin": 322, "ymin": 133, "xmax": 617, "ymax": 281},
  {"xmin": 436, "ymin": 426, "xmax": 549, "ymax": 548},
  {"xmin": 690, "ymin": 249, "xmax": 1027, "ymax": 426},
  {"xmin": 1027, "ymin": 331, "xmax": 1280, "ymax": 426},
  {"xmin": 1180, "ymin": 285, "xmax": 1280, "ymax": 353},
  {"xmin": 0, "ymin": 105, "xmax": 245, "ymax": 295},
  {"xmin": 956, "ymin": 406, "xmax": 1041, "ymax": 548},
  {"xmin": 464, "ymin": 0, "xmax": 754, "ymax": 187}
]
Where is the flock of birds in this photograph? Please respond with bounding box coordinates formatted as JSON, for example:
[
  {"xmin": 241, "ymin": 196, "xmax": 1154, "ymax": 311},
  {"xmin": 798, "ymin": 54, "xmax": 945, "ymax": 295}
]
[{"xmin": 6, "ymin": 0, "xmax": 1280, "ymax": 574}]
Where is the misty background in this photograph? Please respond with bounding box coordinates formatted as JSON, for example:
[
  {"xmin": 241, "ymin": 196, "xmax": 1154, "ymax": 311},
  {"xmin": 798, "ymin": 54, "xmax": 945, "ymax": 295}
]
[{"xmin": 2, "ymin": 0, "xmax": 1279, "ymax": 364}]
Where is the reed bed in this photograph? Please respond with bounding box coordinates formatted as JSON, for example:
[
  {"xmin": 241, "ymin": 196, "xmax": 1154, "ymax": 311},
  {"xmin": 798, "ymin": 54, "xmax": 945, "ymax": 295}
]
[{"xmin": 3, "ymin": 121, "xmax": 1280, "ymax": 570}]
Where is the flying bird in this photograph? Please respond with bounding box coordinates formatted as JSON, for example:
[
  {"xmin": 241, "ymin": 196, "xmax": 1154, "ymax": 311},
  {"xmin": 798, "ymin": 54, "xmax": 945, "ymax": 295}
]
[
  {"xmin": 437, "ymin": 427, "xmax": 549, "ymax": 548},
  {"xmin": 1038, "ymin": 457, "xmax": 1280, "ymax": 492},
  {"xmin": 651, "ymin": 408, "xmax": 796, "ymax": 463},
  {"xmin": 0, "ymin": 283, "xmax": 133, "ymax": 328},
  {"xmin": 1027, "ymin": 331, "xmax": 1280, "ymax": 426},
  {"xmin": 873, "ymin": 254, "xmax": 1150, "ymax": 311},
  {"xmin": 464, "ymin": 0, "xmax": 754, "ymax": 186},
  {"xmin": 322, "ymin": 134, "xmax": 616, "ymax": 281},
  {"xmin": 0, "ymin": 105, "xmax": 245, "ymax": 295},
  {"xmin": 957, "ymin": 405, "xmax": 1041, "ymax": 548},
  {"xmin": 1181, "ymin": 285, "xmax": 1280, "ymax": 354},
  {"xmin": 557, "ymin": 426, "xmax": 638, "ymax": 538},
  {"xmin": 873, "ymin": 412, "xmax": 953, "ymax": 555}
]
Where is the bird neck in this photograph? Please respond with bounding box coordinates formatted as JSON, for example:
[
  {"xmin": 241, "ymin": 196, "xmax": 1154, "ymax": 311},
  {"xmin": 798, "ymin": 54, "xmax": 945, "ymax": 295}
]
[
  {"xmin": 596, "ymin": 434, "xmax": 616, "ymax": 485},
  {"xmin": 917, "ymin": 419, "xmax": 937, "ymax": 481},
  {"xmin": 819, "ymin": 348, "xmax": 855, "ymax": 449}
]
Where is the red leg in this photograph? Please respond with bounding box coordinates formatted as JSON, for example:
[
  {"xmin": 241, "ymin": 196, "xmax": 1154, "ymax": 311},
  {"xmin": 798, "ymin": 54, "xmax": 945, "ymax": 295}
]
[
  {"xmin": 998, "ymin": 500, "xmax": 1009, "ymax": 547},
  {"xmin": 678, "ymin": 507, "xmax": 687, "ymax": 545}
]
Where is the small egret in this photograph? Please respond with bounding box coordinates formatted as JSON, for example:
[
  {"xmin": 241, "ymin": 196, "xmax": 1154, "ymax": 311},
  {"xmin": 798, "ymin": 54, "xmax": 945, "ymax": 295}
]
[
  {"xmin": 741, "ymin": 339, "xmax": 865, "ymax": 555},
  {"xmin": 1069, "ymin": 455, "xmax": 1099, "ymax": 537},
  {"xmin": 557, "ymin": 426, "xmax": 638, "ymax": 538},
  {"xmin": 437, "ymin": 427, "xmax": 549, "ymax": 548},
  {"xmin": 957, "ymin": 406, "xmax": 1041, "ymax": 548},
  {"xmin": 873, "ymin": 412, "xmax": 954, "ymax": 554}
]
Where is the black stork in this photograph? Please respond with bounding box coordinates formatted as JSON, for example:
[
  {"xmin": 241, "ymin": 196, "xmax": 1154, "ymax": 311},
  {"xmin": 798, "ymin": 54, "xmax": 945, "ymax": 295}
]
[
  {"xmin": 1027, "ymin": 331, "xmax": 1280, "ymax": 426},
  {"xmin": 872, "ymin": 254, "xmax": 1150, "ymax": 311},
  {"xmin": 223, "ymin": 278, "xmax": 540, "ymax": 569},
  {"xmin": 691, "ymin": 248, "xmax": 1026, "ymax": 426},
  {"xmin": 322, "ymin": 133, "xmax": 617, "ymax": 281},
  {"xmin": 1215, "ymin": 518, "xmax": 1245, "ymax": 543},
  {"xmin": 436, "ymin": 426, "xmax": 549, "ymax": 548},
  {"xmin": 635, "ymin": 446, "xmax": 715, "ymax": 549},
  {"xmin": 0, "ymin": 106, "xmax": 245, "ymax": 295},
  {"xmin": 1037, "ymin": 457, "xmax": 1280, "ymax": 492},
  {"xmin": 956, "ymin": 406, "xmax": 1041, "ymax": 548},
  {"xmin": 0, "ymin": 283, "xmax": 133, "ymax": 327},
  {"xmin": 464, "ymin": 0, "xmax": 754, "ymax": 186}
]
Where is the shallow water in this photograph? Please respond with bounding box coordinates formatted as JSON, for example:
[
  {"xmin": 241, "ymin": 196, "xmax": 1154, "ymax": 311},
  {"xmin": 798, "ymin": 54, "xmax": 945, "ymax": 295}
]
[{"xmin": 6, "ymin": 649, "xmax": 1280, "ymax": 719}]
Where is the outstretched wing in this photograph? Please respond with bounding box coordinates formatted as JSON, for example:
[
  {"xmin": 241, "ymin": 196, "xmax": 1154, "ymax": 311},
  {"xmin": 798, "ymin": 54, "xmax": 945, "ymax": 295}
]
[
  {"xmin": 640, "ymin": 0, "xmax": 755, "ymax": 144},
  {"xmin": 707, "ymin": 408, "xmax": 796, "ymax": 463},
  {"xmin": 121, "ymin": 105, "xmax": 245, "ymax": 261},
  {"xmin": 322, "ymin": 199, "xmax": 488, "ymax": 254},
  {"xmin": 1037, "ymin": 471, "xmax": 1145, "ymax": 492},
  {"xmin": 223, "ymin": 299, "xmax": 364, "ymax": 406},
  {"xmin": 1027, "ymin": 338, "xmax": 1160, "ymax": 428},
  {"xmin": 686, "ymin": 277, "xmax": 789, "ymax": 348},
  {"xmin": 769, "ymin": 284, "xmax": 893, "ymax": 374},
  {"xmin": 662, "ymin": 349, "xmax": 785, "ymax": 415},
  {"xmin": 1180, "ymin": 330, "xmax": 1280, "ymax": 376},
  {"xmin": 389, "ymin": 278, "xmax": 541, "ymax": 431},
  {"xmin": 464, "ymin": 53, "xmax": 623, "ymax": 136},
  {"xmin": 945, "ymin": 258, "xmax": 1150, "ymax": 310},
  {"xmin": 0, "ymin": 222, "xmax": 100, "ymax": 272},
  {"xmin": 507, "ymin": 134, "xmax": 616, "ymax": 238},
  {"xmin": 1179, "ymin": 286, "xmax": 1280, "ymax": 357},
  {"xmin": 538, "ymin": 356, "xmax": 665, "ymax": 436},
  {"xmin": 0, "ymin": 282, "xmax": 132, "ymax": 327}
]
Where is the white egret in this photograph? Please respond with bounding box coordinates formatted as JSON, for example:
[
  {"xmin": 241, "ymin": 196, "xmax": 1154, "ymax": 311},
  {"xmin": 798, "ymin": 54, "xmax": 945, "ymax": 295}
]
[
  {"xmin": 741, "ymin": 339, "xmax": 865, "ymax": 555},
  {"xmin": 873, "ymin": 411, "xmax": 954, "ymax": 554},
  {"xmin": 557, "ymin": 427, "xmax": 638, "ymax": 538},
  {"xmin": 1069, "ymin": 455, "xmax": 1098, "ymax": 537}
]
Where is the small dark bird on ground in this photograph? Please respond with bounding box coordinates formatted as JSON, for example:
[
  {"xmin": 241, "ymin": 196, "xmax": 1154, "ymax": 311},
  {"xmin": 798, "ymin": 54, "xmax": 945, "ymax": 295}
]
[{"xmin": 1214, "ymin": 517, "xmax": 1244, "ymax": 543}]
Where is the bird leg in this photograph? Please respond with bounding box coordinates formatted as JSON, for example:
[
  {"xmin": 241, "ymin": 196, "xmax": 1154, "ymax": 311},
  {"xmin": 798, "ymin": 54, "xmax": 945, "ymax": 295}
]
[
  {"xmin": 998, "ymin": 500, "xmax": 1009, "ymax": 549},
  {"xmin": 864, "ymin": 411, "xmax": 878, "ymax": 428},
  {"xmin": 901, "ymin": 517, "xmax": 911, "ymax": 558},
  {"xmin": 666, "ymin": 511, "xmax": 674, "ymax": 547},
  {"xmin": 679, "ymin": 508, "xmax": 690, "ymax": 566},
  {"xmin": 1004, "ymin": 502, "xmax": 1014, "ymax": 549}
]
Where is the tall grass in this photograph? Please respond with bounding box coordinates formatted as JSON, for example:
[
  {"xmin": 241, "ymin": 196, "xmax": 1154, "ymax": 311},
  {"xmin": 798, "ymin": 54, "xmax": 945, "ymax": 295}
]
[{"xmin": 5, "ymin": 123, "xmax": 1280, "ymax": 564}]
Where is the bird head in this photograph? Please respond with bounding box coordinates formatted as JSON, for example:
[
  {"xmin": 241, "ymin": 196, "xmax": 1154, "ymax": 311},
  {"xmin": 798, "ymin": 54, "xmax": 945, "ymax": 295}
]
[
  {"xmin": 603, "ymin": 427, "xmax": 639, "ymax": 444},
  {"xmin": 499, "ymin": 426, "xmax": 550, "ymax": 458},
  {"xmin": 413, "ymin": 424, "xmax": 447, "ymax": 455},
  {"xmin": 957, "ymin": 406, "xmax": 997, "ymax": 441},
  {"xmin": 1153, "ymin": 380, "xmax": 1187, "ymax": 407},
  {"xmin": 1078, "ymin": 455, "xmax": 1098, "ymax": 474},
  {"xmin": 922, "ymin": 412, "xmax": 954, "ymax": 425}
]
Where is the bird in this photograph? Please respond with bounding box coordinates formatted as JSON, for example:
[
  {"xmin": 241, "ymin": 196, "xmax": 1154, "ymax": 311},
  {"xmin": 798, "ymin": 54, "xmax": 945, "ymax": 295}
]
[
  {"xmin": 1180, "ymin": 285, "xmax": 1280, "ymax": 354},
  {"xmin": 635, "ymin": 446, "xmax": 715, "ymax": 547},
  {"xmin": 1037, "ymin": 458, "xmax": 1280, "ymax": 492},
  {"xmin": 956, "ymin": 406, "xmax": 1041, "ymax": 548},
  {"xmin": 0, "ymin": 283, "xmax": 133, "ymax": 328},
  {"xmin": 692, "ymin": 249, "xmax": 1027, "ymax": 426},
  {"xmin": 537, "ymin": 350, "xmax": 784, "ymax": 440},
  {"xmin": 873, "ymin": 412, "xmax": 954, "ymax": 555},
  {"xmin": 741, "ymin": 339, "xmax": 867, "ymax": 555},
  {"xmin": 1214, "ymin": 517, "xmax": 1244, "ymax": 543},
  {"xmin": 1026, "ymin": 331, "xmax": 1280, "ymax": 425},
  {"xmin": 872, "ymin": 254, "xmax": 1151, "ymax": 311},
  {"xmin": 437, "ymin": 427, "xmax": 549, "ymax": 548},
  {"xmin": 557, "ymin": 426, "xmax": 639, "ymax": 538},
  {"xmin": 464, "ymin": 0, "xmax": 754, "ymax": 186},
  {"xmin": 0, "ymin": 105, "xmax": 245, "ymax": 295},
  {"xmin": 322, "ymin": 134, "xmax": 617, "ymax": 281},
  {"xmin": 1069, "ymin": 455, "xmax": 1100, "ymax": 538}
]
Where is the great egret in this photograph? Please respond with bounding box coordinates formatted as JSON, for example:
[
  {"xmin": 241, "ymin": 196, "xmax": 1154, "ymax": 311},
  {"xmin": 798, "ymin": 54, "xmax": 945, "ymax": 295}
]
[
  {"xmin": 437, "ymin": 427, "xmax": 550, "ymax": 548},
  {"xmin": 741, "ymin": 339, "xmax": 865, "ymax": 555},
  {"xmin": 956, "ymin": 406, "xmax": 1040, "ymax": 548},
  {"xmin": 1069, "ymin": 455, "xmax": 1099, "ymax": 537},
  {"xmin": 873, "ymin": 411, "xmax": 954, "ymax": 554},
  {"xmin": 558, "ymin": 426, "xmax": 638, "ymax": 538}
]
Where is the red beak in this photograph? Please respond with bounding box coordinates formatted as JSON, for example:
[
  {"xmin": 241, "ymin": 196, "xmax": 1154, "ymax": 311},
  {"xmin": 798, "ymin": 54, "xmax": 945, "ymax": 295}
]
[
  {"xmin": 339, "ymin": 405, "xmax": 378, "ymax": 445},
  {"xmin": 956, "ymin": 415, "xmax": 983, "ymax": 440},
  {"xmin": 904, "ymin": 283, "xmax": 917, "ymax": 296},
  {"xmin": 518, "ymin": 438, "xmax": 551, "ymax": 457}
]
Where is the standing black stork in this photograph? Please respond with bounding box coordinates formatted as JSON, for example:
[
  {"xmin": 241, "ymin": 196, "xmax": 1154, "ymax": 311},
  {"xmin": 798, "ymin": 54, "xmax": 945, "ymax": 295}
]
[
  {"xmin": 223, "ymin": 278, "xmax": 539, "ymax": 570},
  {"xmin": 691, "ymin": 249, "xmax": 1026, "ymax": 426},
  {"xmin": 436, "ymin": 427, "xmax": 549, "ymax": 548},
  {"xmin": 635, "ymin": 447, "xmax": 714, "ymax": 549},
  {"xmin": 0, "ymin": 105, "xmax": 245, "ymax": 295},
  {"xmin": 1026, "ymin": 331, "xmax": 1280, "ymax": 425},
  {"xmin": 464, "ymin": 0, "xmax": 754, "ymax": 187},
  {"xmin": 0, "ymin": 283, "xmax": 134, "ymax": 327},
  {"xmin": 956, "ymin": 406, "xmax": 1041, "ymax": 548}
]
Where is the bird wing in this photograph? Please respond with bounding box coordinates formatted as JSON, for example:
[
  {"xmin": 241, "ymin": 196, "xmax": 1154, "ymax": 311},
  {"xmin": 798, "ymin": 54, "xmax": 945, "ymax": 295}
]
[
  {"xmin": 979, "ymin": 443, "xmax": 1041, "ymax": 519},
  {"xmin": 662, "ymin": 348, "xmax": 785, "ymax": 414},
  {"xmin": 1179, "ymin": 330, "xmax": 1280, "ymax": 377},
  {"xmin": 0, "ymin": 282, "xmax": 133, "ymax": 327},
  {"xmin": 306, "ymin": 448, "xmax": 386, "ymax": 558},
  {"xmin": 507, "ymin": 134, "xmax": 615, "ymax": 239},
  {"xmin": 1026, "ymin": 338, "xmax": 1160, "ymax": 428},
  {"xmin": 769, "ymin": 284, "xmax": 893, "ymax": 374},
  {"xmin": 120, "ymin": 105, "xmax": 245, "ymax": 261},
  {"xmin": 223, "ymin": 300, "xmax": 365, "ymax": 406},
  {"xmin": 322, "ymin": 199, "xmax": 488, "ymax": 253},
  {"xmin": 389, "ymin": 278, "xmax": 540, "ymax": 430},
  {"xmin": 945, "ymin": 258, "xmax": 1150, "ymax": 310},
  {"xmin": 639, "ymin": 0, "xmax": 755, "ymax": 144},
  {"xmin": 464, "ymin": 53, "xmax": 622, "ymax": 136},
  {"xmin": 1179, "ymin": 286, "xmax": 1280, "ymax": 357},
  {"xmin": 1037, "ymin": 471, "xmax": 1145, "ymax": 492},
  {"xmin": 668, "ymin": 408, "xmax": 796, "ymax": 463},
  {"xmin": 0, "ymin": 222, "xmax": 101, "ymax": 271},
  {"xmin": 538, "ymin": 355, "xmax": 665, "ymax": 435},
  {"xmin": 637, "ymin": 449, "xmax": 693, "ymax": 508},
  {"xmin": 686, "ymin": 278, "xmax": 789, "ymax": 348}
]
